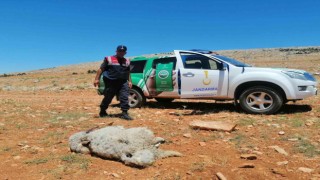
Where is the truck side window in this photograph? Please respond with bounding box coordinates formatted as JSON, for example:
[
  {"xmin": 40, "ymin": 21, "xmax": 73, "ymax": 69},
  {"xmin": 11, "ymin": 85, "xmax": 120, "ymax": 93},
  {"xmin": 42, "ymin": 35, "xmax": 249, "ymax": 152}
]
[
  {"xmin": 181, "ymin": 53, "xmax": 220, "ymax": 70},
  {"xmin": 130, "ymin": 60, "xmax": 147, "ymax": 73}
]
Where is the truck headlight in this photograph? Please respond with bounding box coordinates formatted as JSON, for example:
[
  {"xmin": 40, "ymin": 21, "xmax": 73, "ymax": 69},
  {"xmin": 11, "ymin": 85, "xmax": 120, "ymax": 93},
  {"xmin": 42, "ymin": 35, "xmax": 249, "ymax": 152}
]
[{"xmin": 282, "ymin": 71, "xmax": 307, "ymax": 81}]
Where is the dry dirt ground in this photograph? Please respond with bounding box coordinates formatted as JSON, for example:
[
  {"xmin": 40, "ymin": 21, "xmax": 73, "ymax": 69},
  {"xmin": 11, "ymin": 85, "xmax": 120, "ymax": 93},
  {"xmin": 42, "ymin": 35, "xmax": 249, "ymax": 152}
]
[{"xmin": 0, "ymin": 47, "xmax": 320, "ymax": 179}]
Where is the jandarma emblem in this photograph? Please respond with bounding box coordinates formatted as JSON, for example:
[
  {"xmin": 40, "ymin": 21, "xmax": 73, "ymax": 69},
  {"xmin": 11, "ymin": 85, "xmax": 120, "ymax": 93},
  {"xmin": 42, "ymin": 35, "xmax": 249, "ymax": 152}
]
[
  {"xmin": 203, "ymin": 70, "xmax": 211, "ymax": 85},
  {"xmin": 158, "ymin": 70, "xmax": 169, "ymax": 79}
]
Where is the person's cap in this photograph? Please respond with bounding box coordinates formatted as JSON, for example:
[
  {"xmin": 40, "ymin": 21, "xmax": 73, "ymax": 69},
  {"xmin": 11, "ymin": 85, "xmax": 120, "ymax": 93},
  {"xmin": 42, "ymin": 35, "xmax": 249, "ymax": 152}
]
[{"xmin": 116, "ymin": 45, "xmax": 127, "ymax": 52}]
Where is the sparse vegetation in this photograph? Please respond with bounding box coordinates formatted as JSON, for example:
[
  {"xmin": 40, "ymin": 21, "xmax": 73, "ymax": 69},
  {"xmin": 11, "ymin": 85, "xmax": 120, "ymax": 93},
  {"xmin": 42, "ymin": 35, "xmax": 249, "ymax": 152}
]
[
  {"xmin": 190, "ymin": 161, "xmax": 205, "ymax": 172},
  {"xmin": 294, "ymin": 138, "xmax": 320, "ymax": 157},
  {"xmin": 61, "ymin": 154, "xmax": 91, "ymax": 170},
  {"xmin": 25, "ymin": 157, "xmax": 49, "ymax": 165},
  {"xmin": 0, "ymin": 47, "xmax": 319, "ymax": 179}
]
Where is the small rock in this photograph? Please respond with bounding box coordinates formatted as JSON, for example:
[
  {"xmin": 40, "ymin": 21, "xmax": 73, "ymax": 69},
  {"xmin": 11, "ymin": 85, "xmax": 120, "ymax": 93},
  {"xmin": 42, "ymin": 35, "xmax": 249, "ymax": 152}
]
[
  {"xmin": 169, "ymin": 112, "xmax": 177, "ymax": 115},
  {"xmin": 21, "ymin": 145, "xmax": 30, "ymax": 150},
  {"xmin": 107, "ymin": 121, "xmax": 114, "ymax": 126},
  {"xmin": 183, "ymin": 133, "xmax": 192, "ymax": 138},
  {"xmin": 298, "ymin": 167, "xmax": 314, "ymax": 173},
  {"xmin": 252, "ymin": 151, "xmax": 263, "ymax": 155},
  {"xmin": 278, "ymin": 131, "xmax": 285, "ymax": 135},
  {"xmin": 271, "ymin": 124, "xmax": 280, "ymax": 128},
  {"xmin": 269, "ymin": 146, "xmax": 288, "ymax": 156},
  {"xmin": 240, "ymin": 154, "xmax": 257, "ymax": 160},
  {"xmin": 238, "ymin": 163, "xmax": 255, "ymax": 168},
  {"xmin": 189, "ymin": 120, "xmax": 237, "ymax": 132},
  {"xmin": 0, "ymin": 123, "xmax": 5, "ymax": 126},
  {"xmin": 13, "ymin": 156, "xmax": 21, "ymax": 160},
  {"xmin": 78, "ymin": 117, "xmax": 88, "ymax": 121},
  {"xmin": 247, "ymin": 125, "xmax": 253, "ymax": 129},
  {"xmin": 277, "ymin": 161, "xmax": 288, "ymax": 166},
  {"xmin": 111, "ymin": 173, "xmax": 120, "ymax": 178},
  {"xmin": 199, "ymin": 142, "xmax": 206, "ymax": 146},
  {"xmin": 288, "ymin": 138, "xmax": 298, "ymax": 141},
  {"xmin": 56, "ymin": 116, "xmax": 64, "ymax": 120},
  {"xmin": 216, "ymin": 172, "xmax": 227, "ymax": 180},
  {"xmin": 271, "ymin": 168, "xmax": 286, "ymax": 177},
  {"xmin": 305, "ymin": 122, "xmax": 314, "ymax": 126}
]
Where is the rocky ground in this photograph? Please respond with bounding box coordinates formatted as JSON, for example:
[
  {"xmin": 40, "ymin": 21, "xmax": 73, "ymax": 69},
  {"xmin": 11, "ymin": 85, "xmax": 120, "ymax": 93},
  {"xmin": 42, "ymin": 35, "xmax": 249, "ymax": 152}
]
[{"xmin": 0, "ymin": 47, "xmax": 320, "ymax": 179}]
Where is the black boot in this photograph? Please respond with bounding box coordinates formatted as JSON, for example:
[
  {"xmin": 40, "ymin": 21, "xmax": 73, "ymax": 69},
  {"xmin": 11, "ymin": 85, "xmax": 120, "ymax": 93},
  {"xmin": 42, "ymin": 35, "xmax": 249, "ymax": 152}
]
[
  {"xmin": 99, "ymin": 109, "xmax": 108, "ymax": 118},
  {"xmin": 121, "ymin": 111, "xmax": 133, "ymax": 120}
]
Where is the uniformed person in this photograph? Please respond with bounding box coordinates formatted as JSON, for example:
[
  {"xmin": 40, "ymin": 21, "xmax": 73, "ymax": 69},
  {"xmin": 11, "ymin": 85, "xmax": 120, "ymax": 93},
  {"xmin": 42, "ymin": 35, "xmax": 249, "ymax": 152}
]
[{"xmin": 93, "ymin": 45, "xmax": 133, "ymax": 120}]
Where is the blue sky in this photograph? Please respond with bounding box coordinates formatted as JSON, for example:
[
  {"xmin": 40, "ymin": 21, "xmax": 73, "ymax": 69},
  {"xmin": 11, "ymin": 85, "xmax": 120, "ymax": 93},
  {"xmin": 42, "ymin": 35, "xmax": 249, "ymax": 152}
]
[{"xmin": 0, "ymin": 0, "xmax": 319, "ymax": 73}]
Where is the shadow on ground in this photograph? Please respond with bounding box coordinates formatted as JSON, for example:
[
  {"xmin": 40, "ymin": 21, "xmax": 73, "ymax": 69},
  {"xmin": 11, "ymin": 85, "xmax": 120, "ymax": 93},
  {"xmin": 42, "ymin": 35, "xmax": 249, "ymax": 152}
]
[{"xmin": 112, "ymin": 101, "xmax": 312, "ymax": 115}]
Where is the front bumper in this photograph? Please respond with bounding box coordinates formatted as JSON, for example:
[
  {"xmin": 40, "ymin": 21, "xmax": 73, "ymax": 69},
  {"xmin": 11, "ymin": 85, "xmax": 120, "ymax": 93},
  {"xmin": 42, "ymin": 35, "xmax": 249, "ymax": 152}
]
[{"xmin": 294, "ymin": 85, "xmax": 317, "ymax": 99}]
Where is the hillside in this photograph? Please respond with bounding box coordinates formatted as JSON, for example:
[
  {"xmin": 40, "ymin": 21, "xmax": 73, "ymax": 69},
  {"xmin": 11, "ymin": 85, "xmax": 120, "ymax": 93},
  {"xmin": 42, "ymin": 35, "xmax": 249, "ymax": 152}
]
[{"xmin": 0, "ymin": 46, "xmax": 319, "ymax": 179}]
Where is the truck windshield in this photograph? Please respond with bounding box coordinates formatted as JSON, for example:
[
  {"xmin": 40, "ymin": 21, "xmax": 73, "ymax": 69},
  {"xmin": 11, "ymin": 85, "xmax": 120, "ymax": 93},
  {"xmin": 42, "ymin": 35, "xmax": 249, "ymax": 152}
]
[{"xmin": 212, "ymin": 55, "xmax": 252, "ymax": 67}]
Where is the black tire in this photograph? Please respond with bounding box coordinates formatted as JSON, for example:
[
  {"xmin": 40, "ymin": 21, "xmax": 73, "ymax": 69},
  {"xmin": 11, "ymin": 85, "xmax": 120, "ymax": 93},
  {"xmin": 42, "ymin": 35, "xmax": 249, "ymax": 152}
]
[
  {"xmin": 129, "ymin": 88, "xmax": 146, "ymax": 108},
  {"xmin": 155, "ymin": 98, "xmax": 174, "ymax": 103},
  {"xmin": 239, "ymin": 86, "xmax": 283, "ymax": 114}
]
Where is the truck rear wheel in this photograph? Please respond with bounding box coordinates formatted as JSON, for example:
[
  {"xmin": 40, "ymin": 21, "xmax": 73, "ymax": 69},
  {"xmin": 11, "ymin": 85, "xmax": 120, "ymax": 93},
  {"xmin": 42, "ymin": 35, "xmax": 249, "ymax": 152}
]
[
  {"xmin": 129, "ymin": 88, "xmax": 145, "ymax": 108},
  {"xmin": 239, "ymin": 86, "xmax": 283, "ymax": 114}
]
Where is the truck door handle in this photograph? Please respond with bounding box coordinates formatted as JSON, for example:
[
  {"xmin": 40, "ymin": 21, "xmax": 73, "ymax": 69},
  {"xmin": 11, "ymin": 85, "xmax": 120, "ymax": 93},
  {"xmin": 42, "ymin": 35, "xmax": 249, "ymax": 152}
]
[{"xmin": 182, "ymin": 72, "xmax": 195, "ymax": 77}]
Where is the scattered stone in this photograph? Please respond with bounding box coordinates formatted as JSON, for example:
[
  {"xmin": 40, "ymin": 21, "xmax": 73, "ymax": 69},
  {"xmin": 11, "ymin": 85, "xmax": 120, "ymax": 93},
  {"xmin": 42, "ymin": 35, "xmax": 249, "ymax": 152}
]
[
  {"xmin": 183, "ymin": 133, "xmax": 192, "ymax": 138},
  {"xmin": 189, "ymin": 120, "xmax": 237, "ymax": 132},
  {"xmin": 277, "ymin": 161, "xmax": 288, "ymax": 166},
  {"xmin": 169, "ymin": 112, "xmax": 178, "ymax": 115},
  {"xmin": 13, "ymin": 156, "xmax": 21, "ymax": 160},
  {"xmin": 199, "ymin": 142, "xmax": 206, "ymax": 146},
  {"xmin": 269, "ymin": 146, "xmax": 288, "ymax": 156},
  {"xmin": 238, "ymin": 163, "xmax": 255, "ymax": 168},
  {"xmin": 271, "ymin": 124, "xmax": 280, "ymax": 128},
  {"xmin": 107, "ymin": 121, "xmax": 114, "ymax": 126},
  {"xmin": 288, "ymin": 138, "xmax": 299, "ymax": 142},
  {"xmin": 78, "ymin": 117, "xmax": 88, "ymax": 121},
  {"xmin": 56, "ymin": 116, "xmax": 64, "ymax": 120},
  {"xmin": 111, "ymin": 173, "xmax": 120, "ymax": 178},
  {"xmin": 32, "ymin": 146, "xmax": 44, "ymax": 152},
  {"xmin": 271, "ymin": 168, "xmax": 286, "ymax": 177},
  {"xmin": 21, "ymin": 145, "xmax": 30, "ymax": 150},
  {"xmin": 0, "ymin": 123, "xmax": 5, "ymax": 126},
  {"xmin": 252, "ymin": 151, "xmax": 263, "ymax": 155},
  {"xmin": 216, "ymin": 172, "xmax": 227, "ymax": 180},
  {"xmin": 305, "ymin": 121, "xmax": 314, "ymax": 126},
  {"xmin": 240, "ymin": 154, "xmax": 257, "ymax": 160},
  {"xmin": 69, "ymin": 126, "xmax": 182, "ymax": 168},
  {"xmin": 18, "ymin": 141, "xmax": 28, "ymax": 146},
  {"xmin": 298, "ymin": 167, "xmax": 314, "ymax": 173},
  {"xmin": 278, "ymin": 131, "xmax": 285, "ymax": 135}
]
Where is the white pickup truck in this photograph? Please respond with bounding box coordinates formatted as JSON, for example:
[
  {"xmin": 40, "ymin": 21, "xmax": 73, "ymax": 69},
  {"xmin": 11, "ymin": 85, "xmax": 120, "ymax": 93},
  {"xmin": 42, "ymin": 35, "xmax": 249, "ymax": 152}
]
[{"xmin": 128, "ymin": 50, "xmax": 318, "ymax": 114}]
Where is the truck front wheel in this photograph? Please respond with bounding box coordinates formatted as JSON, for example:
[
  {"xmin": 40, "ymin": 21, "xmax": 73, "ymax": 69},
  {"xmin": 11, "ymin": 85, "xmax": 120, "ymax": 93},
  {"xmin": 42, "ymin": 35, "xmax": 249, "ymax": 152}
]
[
  {"xmin": 129, "ymin": 88, "xmax": 146, "ymax": 108},
  {"xmin": 239, "ymin": 86, "xmax": 283, "ymax": 114}
]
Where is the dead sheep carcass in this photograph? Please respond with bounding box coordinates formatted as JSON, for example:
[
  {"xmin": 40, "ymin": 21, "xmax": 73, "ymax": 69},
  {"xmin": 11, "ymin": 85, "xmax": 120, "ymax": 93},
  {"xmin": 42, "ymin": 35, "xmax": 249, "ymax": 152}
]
[{"xmin": 69, "ymin": 126, "xmax": 181, "ymax": 168}]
